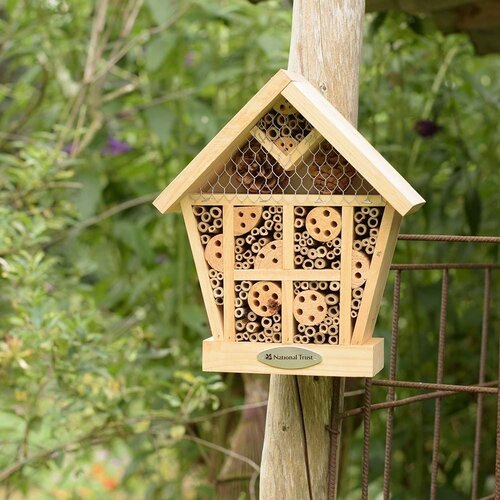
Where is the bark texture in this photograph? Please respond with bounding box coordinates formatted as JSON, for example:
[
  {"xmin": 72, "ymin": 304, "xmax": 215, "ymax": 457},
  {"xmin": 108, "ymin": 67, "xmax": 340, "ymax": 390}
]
[{"xmin": 260, "ymin": 1, "xmax": 365, "ymax": 498}]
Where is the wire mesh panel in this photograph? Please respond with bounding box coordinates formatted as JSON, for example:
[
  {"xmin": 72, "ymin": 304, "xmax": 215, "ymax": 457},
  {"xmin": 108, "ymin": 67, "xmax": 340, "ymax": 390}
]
[
  {"xmin": 326, "ymin": 235, "xmax": 500, "ymax": 500},
  {"xmin": 200, "ymin": 97, "xmax": 377, "ymax": 202}
]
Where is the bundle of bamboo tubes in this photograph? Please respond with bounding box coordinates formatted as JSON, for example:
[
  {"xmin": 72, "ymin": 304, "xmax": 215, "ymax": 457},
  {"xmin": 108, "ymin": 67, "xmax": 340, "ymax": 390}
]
[
  {"xmin": 193, "ymin": 205, "xmax": 224, "ymax": 306},
  {"xmin": 234, "ymin": 206, "xmax": 283, "ymax": 270},
  {"xmin": 234, "ymin": 280, "xmax": 282, "ymax": 343},
  {"xmin": 292, "ymin": 281, "xmax": 340, "ymax": 345},
  {"xmin": 293, "ymin": 206, "xmax": 342, "ymax": 270},
  {"xmin": 256, "ymin": 100, "xmax": 313, "ymax": 148}
]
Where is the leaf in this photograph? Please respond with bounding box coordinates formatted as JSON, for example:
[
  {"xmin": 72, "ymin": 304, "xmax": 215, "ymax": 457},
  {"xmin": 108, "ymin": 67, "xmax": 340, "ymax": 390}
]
[
  {"xmin": 464, "ymin": 186, "xmax": 482, "ymax": 235},
  {"xmin": 144, "ymin": 105, "xmax": 175, "ymax": 145},
  {"xmin": 146, "ymin": 0, "xmax": 180, "ymax": 26},
  {"xmin": 145, "ymin": 33, "xmax": 177, "ymax": 72}
]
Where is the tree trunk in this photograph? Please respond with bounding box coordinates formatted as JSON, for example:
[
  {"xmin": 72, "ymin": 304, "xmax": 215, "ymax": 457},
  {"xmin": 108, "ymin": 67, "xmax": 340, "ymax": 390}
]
[{"xmin": 259, "ymin": 1, "xmax": 365, "ymax": 498}]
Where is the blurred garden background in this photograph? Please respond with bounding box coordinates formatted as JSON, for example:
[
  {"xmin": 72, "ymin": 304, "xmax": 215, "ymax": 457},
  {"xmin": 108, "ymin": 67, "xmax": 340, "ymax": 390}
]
[{"xmin": 0, "ymin": 0, "xmax": 498, "ymax": 498}]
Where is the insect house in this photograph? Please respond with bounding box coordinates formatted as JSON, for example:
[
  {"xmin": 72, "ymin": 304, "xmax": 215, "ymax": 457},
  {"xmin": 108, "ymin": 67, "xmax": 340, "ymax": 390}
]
[{"xmin": 153, "ymin": 70, "xmax": 425, "ymax": 377}]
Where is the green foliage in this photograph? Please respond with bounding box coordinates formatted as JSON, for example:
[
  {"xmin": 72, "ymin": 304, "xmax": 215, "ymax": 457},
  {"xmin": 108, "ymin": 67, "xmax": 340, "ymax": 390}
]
[{"xmin": 0, "ymin": 1, "xmax": 498, "ymax": 498}]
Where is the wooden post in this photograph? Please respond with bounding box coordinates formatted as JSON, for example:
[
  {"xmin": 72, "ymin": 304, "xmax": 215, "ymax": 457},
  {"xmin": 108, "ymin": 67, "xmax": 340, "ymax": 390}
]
[{"xmin": 260, "ymin": 1, "xmax": 365, "ymax": 498}]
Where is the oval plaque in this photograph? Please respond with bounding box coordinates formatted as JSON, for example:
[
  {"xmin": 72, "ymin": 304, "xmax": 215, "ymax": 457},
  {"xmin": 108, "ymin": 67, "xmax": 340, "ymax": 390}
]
[{"xmin": 257, "ymin": 346, "xmax": 322, "ymax": 369}]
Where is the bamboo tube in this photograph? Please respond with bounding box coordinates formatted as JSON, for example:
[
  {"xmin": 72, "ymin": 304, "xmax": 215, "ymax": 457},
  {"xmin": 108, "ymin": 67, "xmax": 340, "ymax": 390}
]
[
  {"xmin": 294, "ymin": 206, "xmax": 306, "ymax": 216},
  {"xmin": 236, "ymin": 237, "xmax": 245, "ymax": 247},
  {"xmin": 234, "ymin": 297, "xmax": 243, "ymax": 308},
  {"xmin": 299, "ymin": 246, "xmax": 308, "ymax": 256},
  {"xmin": 265, "ymin": 337, "xmax": 273, "ymax": 343},
  {"xmin": 236, "ymin": 333, "xmax": 244, "ymax": 342},
  {"xmin": 331, "ymin": 261, "xmax": 341, "ymax": 270},
  {"xmin": 210, "ymin": 207, "xmax": 222, "ymax": 219},
  {"xmin": 213, "ymin": 287, "xmax": 223, "ymax": 298},
  {"xmin": 210, "ymin": 278, "xmax": 220, "ymax": 288},
  {"xmin": 272, "ymin": 323, "xmax": 281, "ymax": 332},
  {"xmin": 333, "ymin": 247, "xmax": 341, "ymax": 256},
  {"xmin": 215, "ymin": 297, "xmax": 224, "ymax": 306},
  {"xmin": 296, "ymin": 132, "xmax": 304, "ymax": 141},
  {"xmin": 361, "ymin": 207, "xmax": 370, "ymax": 215},
  {"xmin": 332, "ymin": 316, "xmax": 340, "ymax": 326},
  {"xmin": 209, "ymin": 269, "xmax": 218, "ymax": 279},
  {"xmin": 274, "ymin": 231, "xmax": 282, "ymax": 240},
  {"xmin": 258, "ymin": 332, "xmax": 266, "ymax": 342},
  {"xmin": 354, "ymin": 211, "xmax": 365, "ymax": 223},
  {"xmin": 368, "ymin": 236, "xmax": 377, "ymax": 246},
  {"xmin": 294, "ymin": 244, "xmax": 301, "ymax": 253},
  {"xmin": 355, "ymin": 223, "xmax": 367, "ymax": 236},
  {"xmin": 353, "ymin": 240, "xmax": 363, "ymax": 251},
  {"xmin": 314, "ymin": 333, "xmax": 325, "ymax": 344},
  {"xmin": 262, "ymin": 210, "xmax": 272, "ymax": 220},
  {"xmin": 274, "ymin": 222, "xmax": 283, "ymax": 232},
  {"xmin": 294, "ymin": 232, "xmax": 302, "ymax": 242},
  {"xmin": 263, "ymin": 220, "xmax": 274, "ymax": 231},
  {"xmin": 325, "ymin": 293, "xmax": 339, "ymax": 305},
  {"xmin": 365, "ymin": 245, "xmax": 374, "ymax": 255},
  {"xmin": 240, "ymin": 332, "xmax": 248, "ymax": 341},
  {"xmin": 235, "ymin": 263, "xmax": 242, "ymax": 269},
  {"xmin": 369, "ymin": 228, "xmax": 379, "ymax": 237},
  {"xmin": 293, "ymin": 335, "xmax": 302, "ymax": 343},
  {"xmin": 317, "ymin": 246, "xmax": 327, "ymax": 258},
  {"xmin": 273, "ymin": 333, "xmax": 281, "ymax": 342},
  {"xmin": 259, "ymin": 227, "xmax": 269, "ymax": 236},
  {"xmin": 197, "ymin": 222, "xmax": 209, "ymax": 233},
  {"xmin": 259, "ymin": 237, "xmax": 271, "ymax": 247},
  {"xmin": 235, "ymin": 319, "xmax": 247, "ymax": 332},
  {"xmin": 251, "ymin": 242, "xmax": 261, "ymax": 254},
  {"xmin": 307, "ymin": 248, "xmax": 317, "ymax": 259},
  {"xmin": 328, "ymin": 335, "xmax": 339, "ymax": 345},
  {"xmin": 235, "ymin": 253, "xmax": 243, "ymax": 262},
  {"xmin": 361, "ymin": 238, "xmax": 369, "ymax": 247},
  {"xmin": 266, "ymin": 126, "xmax": 280, "ymax": 141},
  {"xmin": 239, "ymin": 291, "xmax": 248, "ymax": 300},
  {"xmin": 369, "ymin": 207, "xmax": 380, "ymax": 217},
  {"xmin": 333, "ymin": 237, "xmax": 341, "ymax": 248},
  {"xmin": 200, "ymin": 234, "xmax": 210, "ymax": 245},
  {"xmin": 275, "ymin": 206, "xmax": 283, "ymax": 214},
  {"xmin": 324, "ymin": 316, "xmax": 333, "ymax": 326},
  {"xmin": 326, "ymin": 250, "xmax": 335, "ymax": 261},
  {"xmin": 297, "ymin": 323, "xmax": 306, "ymax": 333},
  {"xmin": 235, "ymin": 307, "xmax": 246, "ymax": 319},
  {"xmin": 299, "ymin": 281, "xmax": 309, "ymax": 291},
  {"xmin": 264, "ymin": 113, "xmax": 274, "ymax": 125},
  {"xmin": 193, "ymin": 206, "xmax": 205, "ymax": 216},
  {"xmin": 241, "ymin": 262, "xmax": 251, "ymax": 269},
  {"xmin": 249, "ymin": 333, "xmax": 259, "ymax": 342},
  {"xmin": 235, "ymin": 283, "xmax": 242, "ymax": 293},
  {"xmin": 269, "ymin": 206, "xmax": 277, "ymax": 214},
  {"xmin": 272, "ymin": 313, "xmax": 281, "ymax": 324},
  {"xmin": 319, "ymin": 323, "xmax": 328, "ymax": 333},
  {"xmin": 309, "ymin": 281, "xmax": 319, "ymax": 291},
  {"xmin": 281, "ymin": 125, "xmax": 292, "ymax": 137},
  {"xmin": 293, "ymin": 282, "xmax": 301, "ymax": 292},
  {"xmin": 352, "ymin": 287, "xmax": 364, "ymax": 299},
  {"xmin": 250, "ymin": 227, "xmax": 260, "ymax": 237},
  {"xmin": 328, "ymin": 324, "xmax": 339, "ymax": 336},
  {"xmin": 300, "ymin": 335, "xmax": 310, "ymax": 344},
  {"xmin": 208, "ymin": 225, "xmax": 217, "ymax": 233},
  {"xmin": 304, "ymin": 326, "xmax": 316, "ymax": 337},
  {"xmin": 263, "ymin": 328, "xmax": 273, "ymax": 337},
  {"xmin": 314, "ymin": 258, "xmax": 326, "ymax": 269},
  {"xmin": 318, "ymin": 281, "xmax": 328, "ymax": 291},
  {"xmin": 247, "ymin": 311, "xmax": 257, "ymax": 321},
  {"xmin": 217, "ymin": 272, "xmax": 223, "ymax": 280},
  {"xmin": 367, "ymin": 217, "xmax": 379, "ymax": 228},
  {"xmin": 294, "ymin": 255, "xmax": 304, "ymax": 266},
  {"xmin": 329, "ymin": 281, "xmax": 340, "ymax": 292},
  {"xmin": 294, "ymin": 218, "xmax": 304, "ymax": 229},
  {"xmin": 245, "ymin": 235, "xmax": 256, "ymax": 245},
  {"xmin": 351, "ymin": 298, "xmax": 361, "ymax": 310},
  {"xmin": 246, "ymin": 322, "xmax": 259, "ymax": 333},
  {"xmin": 200, "ymin": 211, "xmax": 211, "ymax": 223},
  {"xmin": 328, "ymin": 305, "xmax": 339, "ymax": 317},
  {"xmin": 272, "ymin": 214, "xmax": 281, "ymax": 223},
  {"xmin": 213, "ymin": 218, "xmax": 223, "ymax": 229},
  {"xmin": 261, "ymin": 317, "xmax": 273, "ymax": 328},
  {"xmin": 306, "ymin": 237, "xmax": 314, "ymax": 246},
  {"xmin": 351, "ymin": 310, "xmax": 358, "ymax": 319}
]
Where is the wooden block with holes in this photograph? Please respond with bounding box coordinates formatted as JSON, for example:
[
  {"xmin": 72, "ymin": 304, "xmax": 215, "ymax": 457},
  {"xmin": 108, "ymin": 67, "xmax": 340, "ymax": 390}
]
[{"xmin": 153, "ymin": 70, "xmax": 424, "ymax": 376}]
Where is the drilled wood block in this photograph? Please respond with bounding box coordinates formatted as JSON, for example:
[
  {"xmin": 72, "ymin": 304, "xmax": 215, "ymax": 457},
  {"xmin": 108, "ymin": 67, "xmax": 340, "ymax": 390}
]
[
  {"xmin": 293, "ymin": 290, "xmax": 327, "ymax": 326},
  {"xmin": 254, "ymin": 240, "xmax": 283, "ymax": 269},
  {"xmin": 305, "ymin": 207, "xmax": 342, "ymax": 242},
  {"xmin": 233, "ymin": 206, "xmax": 263, "ymax": 236},
  {"xmin": 248, "ymin": 281, "xmax": 281, "ymax": 317},
  {"xmin": 204, "ymin": 234, "xmax": 224, "ymax": 272},
  {"xmin": 351, "ymin": 249, "xmax": 370, "ymax": 288}
]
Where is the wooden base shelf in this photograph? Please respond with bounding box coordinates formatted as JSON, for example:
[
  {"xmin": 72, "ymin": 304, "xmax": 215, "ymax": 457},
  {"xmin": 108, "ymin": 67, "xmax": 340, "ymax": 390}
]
[{"xmin": 202, "ymin": 337, "xmax": 384, "ymax": 377}]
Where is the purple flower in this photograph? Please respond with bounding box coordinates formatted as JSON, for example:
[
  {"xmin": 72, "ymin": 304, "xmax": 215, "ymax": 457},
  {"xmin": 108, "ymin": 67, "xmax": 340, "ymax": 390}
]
[
  {"xmin": 101, "ymin": 136, "xmax": 132, "ymax": 156},
  {"xmin": 62, "ymin": 143, "xmax": 76, "ymax": 154},
  {"xmin": 414, "ymin": 119, "xmax": 442, "ymax": 138}
]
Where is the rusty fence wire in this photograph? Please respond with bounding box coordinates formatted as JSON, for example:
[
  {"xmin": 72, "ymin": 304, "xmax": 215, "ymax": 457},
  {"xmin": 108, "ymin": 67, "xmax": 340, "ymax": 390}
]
[{"xmin": 329, "ymin": 234, "xmax": 499, "ymax": 500}]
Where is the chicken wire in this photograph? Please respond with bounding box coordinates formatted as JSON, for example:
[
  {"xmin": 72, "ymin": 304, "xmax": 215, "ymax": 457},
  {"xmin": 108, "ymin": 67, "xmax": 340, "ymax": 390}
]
[{"xmin": 199, "ymin": 98, "xmax": 377, "ymax": 202}]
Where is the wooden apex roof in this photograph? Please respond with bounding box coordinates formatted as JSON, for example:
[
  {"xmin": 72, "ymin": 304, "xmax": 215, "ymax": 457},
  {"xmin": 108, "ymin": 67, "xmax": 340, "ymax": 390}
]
[{"xmin": 153, "ymin": 70, "xmax": 425, "ymax": 217}]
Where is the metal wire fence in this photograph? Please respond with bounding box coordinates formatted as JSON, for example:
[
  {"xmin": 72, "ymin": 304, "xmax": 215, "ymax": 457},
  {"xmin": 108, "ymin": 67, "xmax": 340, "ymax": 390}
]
[{"xmin": 328, "ymin": 234, "xmax": 499, "ymax": 499}]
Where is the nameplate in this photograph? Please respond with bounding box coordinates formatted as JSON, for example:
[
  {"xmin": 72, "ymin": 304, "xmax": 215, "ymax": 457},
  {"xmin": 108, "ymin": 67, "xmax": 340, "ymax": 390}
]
[{"xmin": 257, "ymin": 347, "xmax": 322, "ymax": 369}]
